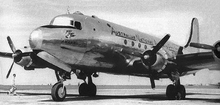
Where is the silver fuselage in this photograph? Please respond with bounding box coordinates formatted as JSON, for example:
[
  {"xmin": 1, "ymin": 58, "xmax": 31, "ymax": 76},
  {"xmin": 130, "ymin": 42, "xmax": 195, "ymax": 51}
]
[{"xmin": 29, "ymin": 13, "xmax": 179, "ymax": 76}]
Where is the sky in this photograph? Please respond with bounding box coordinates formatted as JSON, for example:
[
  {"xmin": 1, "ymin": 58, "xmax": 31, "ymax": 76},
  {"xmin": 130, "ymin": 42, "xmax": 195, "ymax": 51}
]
[{"xmin": 0, "ymin": 0, "xmax": 220, "ymax": 85}]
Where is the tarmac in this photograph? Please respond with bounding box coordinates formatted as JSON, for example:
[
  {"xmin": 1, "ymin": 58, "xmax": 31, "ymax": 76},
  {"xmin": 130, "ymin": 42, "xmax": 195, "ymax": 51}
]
[{"xmin": 0, "ymin": 85, "xmax": 220, "ymax": 105}]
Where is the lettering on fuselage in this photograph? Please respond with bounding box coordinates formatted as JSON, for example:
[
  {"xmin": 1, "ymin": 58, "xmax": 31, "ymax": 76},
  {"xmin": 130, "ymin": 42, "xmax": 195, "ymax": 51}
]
[
  {"xmin": 136, "ymin": 35, "xmax": 154, "ymax": 45},
  {"xmin": 111, "ymin": 28, "xmax": 136, "ymax": 41},
  {"xmin": 111, "ymin": 28, "xmax": 154, "ymax": 45}
]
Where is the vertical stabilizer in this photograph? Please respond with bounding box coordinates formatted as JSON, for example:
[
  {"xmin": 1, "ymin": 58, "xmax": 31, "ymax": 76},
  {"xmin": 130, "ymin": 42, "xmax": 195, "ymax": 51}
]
[{"xmin": 184, "ymin": 18, "xmax": 200, "ymax": 53}]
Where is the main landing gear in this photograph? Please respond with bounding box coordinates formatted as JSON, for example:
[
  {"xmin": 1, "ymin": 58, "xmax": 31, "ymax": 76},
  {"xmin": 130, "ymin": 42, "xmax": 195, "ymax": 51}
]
[
  {"xmin": 166, "ymin": 71, "xmax": 186, "ymax": 100},
  {"xmin": 166, "ymin": 84, "xmax": 186, "ymax": 100},
  {"xmin": 79, "ymin": 75, "xmax": 97, "ymax": 96}
]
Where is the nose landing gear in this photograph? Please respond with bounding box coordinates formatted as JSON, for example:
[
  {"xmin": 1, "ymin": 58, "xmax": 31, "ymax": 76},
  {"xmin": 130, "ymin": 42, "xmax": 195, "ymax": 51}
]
[
  {"xmin": 51, "ymin": 71, "xmax": 69, "ymax": 101},
  {"xmin": 51, "ymin": 82, "xmax": 67, "ymax": 101}
]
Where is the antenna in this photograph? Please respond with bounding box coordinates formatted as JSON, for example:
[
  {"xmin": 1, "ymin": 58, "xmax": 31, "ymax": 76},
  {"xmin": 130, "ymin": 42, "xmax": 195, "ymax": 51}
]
[{"xmin": 66, "ymin": 6, "xmax": 70, "ymax": 14}]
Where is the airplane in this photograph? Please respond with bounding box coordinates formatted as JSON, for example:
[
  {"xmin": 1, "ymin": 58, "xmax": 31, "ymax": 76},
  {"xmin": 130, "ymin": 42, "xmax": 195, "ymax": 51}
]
[{"xmin": 0, "ymin": 11, "xmax": 220, "ymax": 101}]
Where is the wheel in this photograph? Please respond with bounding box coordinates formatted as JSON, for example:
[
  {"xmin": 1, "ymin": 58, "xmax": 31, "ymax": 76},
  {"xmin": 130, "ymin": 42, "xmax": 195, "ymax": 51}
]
[
  {"xmin": 79, "ymin": 83, "xmax": 97, "ymax": 96},
  {"xmin": 79, "ymin": 83, "xmax": 88, "ymax": 96},
  {"xmin": 51, "ymin": 83, "xmax": 66, "ymax": 101},
  {"xmin": 176, "ymin": 85, "xmax": 186, "ymax": 100},
  {"xmin": 166, "ymin": 84, "xmax": 176, "ymax": 100},
  {"xmin": 88, "ymin": 83, "xmax": 97, "ymax": 96}
]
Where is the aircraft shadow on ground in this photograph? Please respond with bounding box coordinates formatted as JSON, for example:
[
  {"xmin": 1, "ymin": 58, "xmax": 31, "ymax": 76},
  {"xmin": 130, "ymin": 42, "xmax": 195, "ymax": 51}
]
[
  {"xmin": 31, "ymin": 92, "xmax": 219, "ymax": 103},
  {"xmin": 0, "ymin": 92, "xmax": 220, "ymax": 103},
  {"xmin": 186, "ymin": 93, "xmax": 220, "ymax": 103},
  {"xmin": 2, "ymin": 91, "xmax": 219, "ymax": 103}
]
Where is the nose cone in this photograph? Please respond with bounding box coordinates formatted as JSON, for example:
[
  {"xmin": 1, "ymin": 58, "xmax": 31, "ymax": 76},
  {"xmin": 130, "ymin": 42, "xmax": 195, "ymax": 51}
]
[{"xmin": 29, "ymin": 29, "xmax": 43, "ymax": 49}]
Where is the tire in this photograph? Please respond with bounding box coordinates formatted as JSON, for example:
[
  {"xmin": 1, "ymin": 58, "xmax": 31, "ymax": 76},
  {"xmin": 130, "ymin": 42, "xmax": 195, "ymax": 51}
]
[
  {"xmin": 176, "ymin": 85, "xmax": 186, "ymax": 100},
  {"xmin": 79, "ymin": 83, "xmax": 97, "ymax": 96},
  {"xmin": 88, "ymin": 83, "xmax": 97, "ymax": 96},
  {"xmin": 51, "ymin": 83, "xmax": 66, "ymax": 101},
  {"xmin": 79, "ymin": 83, "xmax": 88, "ymax": 96},
  {"xmin": 166, "ymin": 84, "xmax": 176, "ymax": 100}
]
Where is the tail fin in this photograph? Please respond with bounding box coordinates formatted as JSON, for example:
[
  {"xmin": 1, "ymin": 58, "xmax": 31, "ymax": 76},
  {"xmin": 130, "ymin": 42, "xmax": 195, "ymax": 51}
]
[{"xmin": 184, "ymin": 18, "xmax": 200, "ymax": 53}]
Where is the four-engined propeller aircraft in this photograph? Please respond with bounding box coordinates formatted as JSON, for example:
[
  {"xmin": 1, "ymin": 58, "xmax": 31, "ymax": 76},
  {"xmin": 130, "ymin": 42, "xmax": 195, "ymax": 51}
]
[{"xmin": 1, "ymin": 11, "xmax": 220, "ymax": 101}]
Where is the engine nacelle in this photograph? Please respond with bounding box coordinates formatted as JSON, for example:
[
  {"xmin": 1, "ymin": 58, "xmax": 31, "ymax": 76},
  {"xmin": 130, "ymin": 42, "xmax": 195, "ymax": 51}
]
[
  {"xmin": 15, "ymin": 56, "xmax": 33, "ymax": 67},
  {"xmin": 150, "ymin": 53, "xmax": 167, "ymax": 72},
  {"xmin": 213, "ymin": 41, "xmax": 220, "ymax": 62}
]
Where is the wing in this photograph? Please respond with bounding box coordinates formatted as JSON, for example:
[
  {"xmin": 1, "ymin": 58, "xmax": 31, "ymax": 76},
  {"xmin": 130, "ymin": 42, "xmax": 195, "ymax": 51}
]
[
  {"xmin": 176, "ymin": 51, "xmax": 220, "ymax": 71},
  {"xmin": 37, "ymin": 51, "xmax": 72, "ymax": 72}
]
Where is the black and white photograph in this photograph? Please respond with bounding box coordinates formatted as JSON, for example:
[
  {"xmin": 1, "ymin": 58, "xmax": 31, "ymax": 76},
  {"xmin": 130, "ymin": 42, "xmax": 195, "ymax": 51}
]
[{"xmin": 0, "ymin": 0, "xmax": 220, "ymax": 104}]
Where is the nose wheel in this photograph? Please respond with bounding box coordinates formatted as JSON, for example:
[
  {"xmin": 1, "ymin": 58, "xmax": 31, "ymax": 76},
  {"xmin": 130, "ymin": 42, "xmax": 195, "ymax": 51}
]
[{"xmin": 51, "ymin": 82, "xmax": 67, "ymax": 101}]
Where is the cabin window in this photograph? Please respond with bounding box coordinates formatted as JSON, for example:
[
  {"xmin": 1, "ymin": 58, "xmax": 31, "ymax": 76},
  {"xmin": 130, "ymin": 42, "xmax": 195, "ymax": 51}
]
[
  {"xmin": 138, "ymin": 43, "xmax": 141, "ymax": 48},
  {"xmin": 124, "ymin": 40, "xmax": 127, "ymax": 45},
  {"xmin": 144, "ymin": 45, "xmax": 147, "ymax": 49},
  {"xmin": 51, "ymin": 16, "xmax": 82, "ymax": 30},
  {"xmin": 132, "ymin": 41, "xmax": 135, "ymax": 46}
]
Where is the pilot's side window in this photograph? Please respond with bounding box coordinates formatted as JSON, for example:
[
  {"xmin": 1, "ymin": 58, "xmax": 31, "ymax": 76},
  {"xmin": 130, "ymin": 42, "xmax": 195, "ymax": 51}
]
[{"xmin": 75, "ymin": 21, "xmax": 82, "ymax": 30}]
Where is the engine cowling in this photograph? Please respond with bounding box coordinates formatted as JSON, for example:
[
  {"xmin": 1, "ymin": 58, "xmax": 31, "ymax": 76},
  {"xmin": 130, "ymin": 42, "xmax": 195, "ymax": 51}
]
[
  {"xmin": 150, "ymin": 53, "xmax": 167, "ymax": 72},
  {"xmin": 213, "ymin": 41, "xmax": 220, "ymax": 62},
  {"xmin": 15, "ymin": 56, "xmax": 33, "ymax": 67},
  {"xmin": 141, "ymin": 50, "xmax": 168, "ymax": 72}
]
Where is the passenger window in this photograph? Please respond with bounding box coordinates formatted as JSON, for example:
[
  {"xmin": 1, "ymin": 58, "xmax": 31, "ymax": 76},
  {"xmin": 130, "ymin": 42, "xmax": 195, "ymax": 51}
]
[
  {"xmin": 132, "ymin": 41, "xmax": 135, "ymax": 46},
  {"xmin": 144, "ymin": 45, "xmax": 147, "ymax": 49},
  {"xmin": 138, "ymin": 43, "xmax": 141, "ymax": 48},
  {"xmin": 124, "ymin": 40, "xmax": 127, "ymax": 45}
]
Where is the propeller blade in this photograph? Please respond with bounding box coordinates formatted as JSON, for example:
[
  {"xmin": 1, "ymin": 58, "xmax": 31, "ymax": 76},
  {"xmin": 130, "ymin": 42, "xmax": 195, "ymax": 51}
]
[
  {"xmin": 190, "ymin": 42, "xmax": 215, "ymax": 50},
  {"xmin": 6, "ymin": 61, "xmax": 14, "ymax": 78},
  {"xmin": 148, "ymin": 65, "xmax": 155, "ymax": 89},
  {"xmin": 152, "ymin": 34, "xmax": 170, "ymax": 54},
  {"xmin": 7, "ymin": 36, "xmax": 16, "ymax": 53},
  {"xmin": 150, "ymin": 77, "xmax": 155, "ymax": 89},
  {"xmin": 0, "ymin": 52, "xmax": 13, "ymax": 58}
]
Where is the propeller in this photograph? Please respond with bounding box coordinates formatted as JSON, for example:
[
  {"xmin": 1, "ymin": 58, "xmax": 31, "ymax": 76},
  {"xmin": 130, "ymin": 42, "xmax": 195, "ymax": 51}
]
[
  {"xmin": 141, "ymin": 34, "xmax": 170, "ymax": 89},
  {"xmin": 5, "ymin": 36, "xmax": 23, "ymax": 78}
]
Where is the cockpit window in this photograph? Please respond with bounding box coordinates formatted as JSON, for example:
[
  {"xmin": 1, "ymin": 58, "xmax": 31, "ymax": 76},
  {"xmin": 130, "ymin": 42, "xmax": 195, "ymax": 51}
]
[
  {"xmin": 51, "ymin": 16, "xmax": 82, "ymax": 30},
  {"xmin": 75, "ymin": 21, "xmax": 82, "ymax": 30}
]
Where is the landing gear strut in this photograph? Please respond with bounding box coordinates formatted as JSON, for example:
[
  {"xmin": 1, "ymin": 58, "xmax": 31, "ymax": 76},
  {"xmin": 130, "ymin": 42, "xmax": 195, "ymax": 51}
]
[{"xmin": 79, "ymin": 75, "xmax": 97, "ymax": 96}]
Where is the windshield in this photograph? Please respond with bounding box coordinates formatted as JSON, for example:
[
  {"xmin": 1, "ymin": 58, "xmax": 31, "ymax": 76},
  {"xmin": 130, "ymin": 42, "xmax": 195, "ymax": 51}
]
[{"xmin": 50, "ymin": 16, "xmax": 82, "ymax": 30}]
